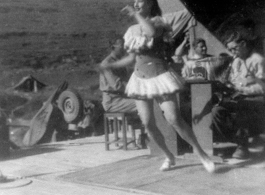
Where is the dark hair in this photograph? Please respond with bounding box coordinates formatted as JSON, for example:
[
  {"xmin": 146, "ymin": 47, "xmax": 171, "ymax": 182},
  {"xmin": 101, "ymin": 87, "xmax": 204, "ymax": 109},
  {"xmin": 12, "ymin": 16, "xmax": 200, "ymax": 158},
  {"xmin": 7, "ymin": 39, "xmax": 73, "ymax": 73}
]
[
  {"xmin": 223, "ymin": 29, "xmax": 257, "ymax": 49},
  {"xmin": 148, "ymin": 0, "xmax": 162, "ymax": 17},
  {"xmin": 223, "ymin": 31, "xmax": 244, "ymax": 46},
  {"xmin": 192, "ymin": 38, "xmax": 206, "ymax": 48}
]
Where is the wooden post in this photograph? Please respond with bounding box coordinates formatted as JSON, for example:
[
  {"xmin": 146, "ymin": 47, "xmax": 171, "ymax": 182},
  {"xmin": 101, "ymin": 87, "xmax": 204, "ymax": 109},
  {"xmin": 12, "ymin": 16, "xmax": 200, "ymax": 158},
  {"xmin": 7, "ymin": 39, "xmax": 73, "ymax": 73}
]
[{"xmin": 190, "ymin": 81, "xmax": 213, "ymax": 155}]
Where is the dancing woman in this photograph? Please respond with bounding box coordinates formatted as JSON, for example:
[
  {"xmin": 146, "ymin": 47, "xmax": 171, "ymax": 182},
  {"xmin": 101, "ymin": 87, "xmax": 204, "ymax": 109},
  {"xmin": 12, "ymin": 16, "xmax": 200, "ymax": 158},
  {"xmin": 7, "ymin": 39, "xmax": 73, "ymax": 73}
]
[{"xmin": 101, "ymin": 0, "xmax": 215, "ymax": 173}]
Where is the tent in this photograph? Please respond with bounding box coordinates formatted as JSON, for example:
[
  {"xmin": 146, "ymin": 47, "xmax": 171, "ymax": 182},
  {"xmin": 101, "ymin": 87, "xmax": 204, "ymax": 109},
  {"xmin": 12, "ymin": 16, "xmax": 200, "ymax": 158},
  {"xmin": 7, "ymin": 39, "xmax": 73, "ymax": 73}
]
[
  {"xmin": 13, "ymin": 75, "xmax": 46, "ymax": 92},
  {"xmin": 158, "ymin": 0, "xmax": 265, "ymax": 56}
]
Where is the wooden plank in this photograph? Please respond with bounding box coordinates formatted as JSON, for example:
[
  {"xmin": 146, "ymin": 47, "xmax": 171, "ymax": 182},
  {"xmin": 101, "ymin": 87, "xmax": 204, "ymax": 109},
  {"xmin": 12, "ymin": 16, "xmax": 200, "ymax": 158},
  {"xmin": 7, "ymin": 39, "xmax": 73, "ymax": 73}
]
[{"xmin": 190, "ymin": 82, "xmax": 213, "ymax": 155}]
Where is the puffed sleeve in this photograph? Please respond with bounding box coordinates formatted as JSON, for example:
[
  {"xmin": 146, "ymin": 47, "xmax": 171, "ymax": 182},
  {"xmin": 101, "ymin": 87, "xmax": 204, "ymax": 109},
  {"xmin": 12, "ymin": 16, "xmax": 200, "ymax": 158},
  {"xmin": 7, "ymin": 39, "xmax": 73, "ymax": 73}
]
[{"xmin": 123, "ymin": 25, "xmax": 154, "ymax": 53}]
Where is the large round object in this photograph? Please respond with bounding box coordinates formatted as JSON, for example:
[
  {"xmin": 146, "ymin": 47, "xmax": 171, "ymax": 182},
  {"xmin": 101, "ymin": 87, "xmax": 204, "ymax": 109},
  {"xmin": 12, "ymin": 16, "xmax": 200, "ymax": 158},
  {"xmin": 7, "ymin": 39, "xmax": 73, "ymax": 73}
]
[{"xmin": 57, "ymin": 89, "xmax": 83, "ymax": 123}]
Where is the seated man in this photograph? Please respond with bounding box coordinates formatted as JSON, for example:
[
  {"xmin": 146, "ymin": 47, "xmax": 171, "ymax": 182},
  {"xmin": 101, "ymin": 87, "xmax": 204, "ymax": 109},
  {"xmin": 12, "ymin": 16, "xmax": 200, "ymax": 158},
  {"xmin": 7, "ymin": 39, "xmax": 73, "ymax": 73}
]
[
  {"xmin": 99, "ymin": 36, "xmax": 147, "ymax": 148},
  {"xmin": 173, "ymin": 37, "xmax": 215, "ymax": 80},
  {"xmin": 173, "ymin": 37, "xmax": 215, "ymax": 126},
  {"xmin": 211, "ymin": 30, "xmax": 265, "ymax": 159},
  {"xmin": 99, "ymin": 36, "xmax": 136, "ymax": 113}
]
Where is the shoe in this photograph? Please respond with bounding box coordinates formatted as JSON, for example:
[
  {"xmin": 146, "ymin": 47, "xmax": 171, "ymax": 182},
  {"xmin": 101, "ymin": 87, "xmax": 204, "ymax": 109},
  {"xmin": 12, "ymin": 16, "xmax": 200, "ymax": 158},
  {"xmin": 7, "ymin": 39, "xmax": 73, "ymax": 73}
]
[
  {"xmin": 159, "ymin": 158, "xmax": 176, "ymax": 171},
  {"xmin": 199, "ymin": 155, "xmax": 215, "ymax": 173},
  {"xmin": 232, "ymin": 145, "xmax": 250, "ymax": 159},
  {"xmin": 201, "ymin": 159, "xmax": 215, "ymax": 173}
]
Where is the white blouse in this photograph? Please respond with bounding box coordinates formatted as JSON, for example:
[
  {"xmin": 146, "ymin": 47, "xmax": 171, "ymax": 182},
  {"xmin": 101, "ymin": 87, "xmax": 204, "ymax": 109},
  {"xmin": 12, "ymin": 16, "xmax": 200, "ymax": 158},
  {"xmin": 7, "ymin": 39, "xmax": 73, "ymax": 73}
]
[{"xmin": 124, "ymin": 9, "xmax": 194, "ymax": 53}]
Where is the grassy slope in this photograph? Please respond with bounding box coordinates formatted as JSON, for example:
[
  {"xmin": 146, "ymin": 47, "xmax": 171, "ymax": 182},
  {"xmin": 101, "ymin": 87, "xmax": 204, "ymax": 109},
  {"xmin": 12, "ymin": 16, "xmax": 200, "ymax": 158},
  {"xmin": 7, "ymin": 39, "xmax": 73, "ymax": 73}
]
[
  {"xmin": 0, "ymin": 0, "xmax": 132, "ymax": 68},
  {"xmin": 0, "ymin": 0, "xmax": 134, "ymax": 102},
  {"xmin": 0, "ymin": 0, "xmax": 136, "ymax": 127}
]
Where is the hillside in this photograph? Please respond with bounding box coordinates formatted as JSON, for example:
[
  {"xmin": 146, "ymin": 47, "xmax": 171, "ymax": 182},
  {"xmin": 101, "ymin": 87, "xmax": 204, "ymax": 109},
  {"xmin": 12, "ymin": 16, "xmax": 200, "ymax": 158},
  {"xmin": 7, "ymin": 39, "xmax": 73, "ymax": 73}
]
[
  {"xmin": 0, "ymin": 0, "xmax": 140, "ymax": 126},
  {"xmin": 0, "ymin": 0, "xmax": 133, "ymax": 70},
  {"xmin": 0, "ymin": 0, "xmax": 138, "ymax": 105}
]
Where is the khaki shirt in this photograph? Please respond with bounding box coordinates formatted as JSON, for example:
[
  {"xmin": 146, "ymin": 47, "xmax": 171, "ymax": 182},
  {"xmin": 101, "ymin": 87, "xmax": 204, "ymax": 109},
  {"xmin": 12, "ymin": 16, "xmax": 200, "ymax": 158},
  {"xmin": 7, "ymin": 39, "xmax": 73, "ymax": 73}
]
[
  {"xmin": 99, "ymin": 53, "xmax": 136, "ymax": 113},
  {"xmin": 99, "ymin": 54, "xmax": 129, "ymax": 93}
]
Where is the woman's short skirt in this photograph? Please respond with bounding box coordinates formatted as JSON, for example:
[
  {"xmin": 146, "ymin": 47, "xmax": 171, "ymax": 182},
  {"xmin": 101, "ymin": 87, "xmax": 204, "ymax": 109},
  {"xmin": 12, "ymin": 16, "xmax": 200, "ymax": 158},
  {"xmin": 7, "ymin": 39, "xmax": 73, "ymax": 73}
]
[{"xmin": 125, "ymin": 68, "xmax": 185, "ymax": 99}]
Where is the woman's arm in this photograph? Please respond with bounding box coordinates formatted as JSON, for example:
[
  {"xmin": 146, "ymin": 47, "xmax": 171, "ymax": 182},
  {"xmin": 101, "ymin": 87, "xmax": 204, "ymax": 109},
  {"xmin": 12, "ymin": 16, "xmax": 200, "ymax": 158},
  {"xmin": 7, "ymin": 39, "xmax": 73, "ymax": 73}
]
[
  {"xmin": 122, "ymin": 5, "xmax": 155, "ymax": 37},
  {"xmin": 134, "ymin": 12, "xmax": 156, "ymax": 37},
  {"xmin": 100, "ymin": 53, "xmax": 136, "ymax": 70}
]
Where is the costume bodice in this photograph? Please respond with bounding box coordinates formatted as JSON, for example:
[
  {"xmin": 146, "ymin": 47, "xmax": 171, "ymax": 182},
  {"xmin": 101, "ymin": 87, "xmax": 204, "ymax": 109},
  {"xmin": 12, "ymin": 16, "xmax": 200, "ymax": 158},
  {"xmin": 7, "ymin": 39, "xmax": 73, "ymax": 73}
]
[{"xmin": 124, "ymin": 21, "xmax": 170, "ymax": 79}]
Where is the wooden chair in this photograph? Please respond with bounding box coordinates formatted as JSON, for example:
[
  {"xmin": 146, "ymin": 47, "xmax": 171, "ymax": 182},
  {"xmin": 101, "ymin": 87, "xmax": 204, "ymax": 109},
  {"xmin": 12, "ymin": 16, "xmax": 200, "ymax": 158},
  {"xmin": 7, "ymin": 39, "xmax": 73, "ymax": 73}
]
[{"xmin": 104, "ymin": 112, "xmax": 138, "ymax": 150}]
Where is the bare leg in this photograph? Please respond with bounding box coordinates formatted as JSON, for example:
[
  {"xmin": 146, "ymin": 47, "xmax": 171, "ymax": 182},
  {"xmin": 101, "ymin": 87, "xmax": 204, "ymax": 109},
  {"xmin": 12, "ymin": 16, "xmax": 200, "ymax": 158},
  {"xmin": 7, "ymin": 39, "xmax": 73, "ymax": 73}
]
[
  {"xmin": 159, "ymin": 96, "xmax": 215, "ymax": 173},
  {"xmin": 135, "ymin": 99, "xmax": 175, "ymax": 162}
]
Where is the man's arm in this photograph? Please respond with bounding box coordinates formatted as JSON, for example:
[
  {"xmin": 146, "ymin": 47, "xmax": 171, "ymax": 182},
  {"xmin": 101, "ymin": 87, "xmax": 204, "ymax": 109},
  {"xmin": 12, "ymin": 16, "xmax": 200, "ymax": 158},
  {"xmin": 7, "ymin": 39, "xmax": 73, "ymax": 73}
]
[
  {"xmin": 172, "ymin": 34, "xmax": 191, "ymax": 63},
  {"xmin": 100, "ymin": 53, "xmax": 136, "ymax": 70},
  {"xmin": 234, "ymin": 56, "xmax": 265, "ymax": 95}
]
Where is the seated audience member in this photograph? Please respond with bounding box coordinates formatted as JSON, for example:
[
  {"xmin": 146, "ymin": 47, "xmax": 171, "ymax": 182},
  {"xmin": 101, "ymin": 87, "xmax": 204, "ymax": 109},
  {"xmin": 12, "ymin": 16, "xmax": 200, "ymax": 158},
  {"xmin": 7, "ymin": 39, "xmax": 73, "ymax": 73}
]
[
  {"xmin": 173, "ymin": 37, "xmax": 214, "ymax": 80},
  {"xmin": 99, "ymin": 36, "xmax": 147, "ymax": 148},
  {"xmin": 211, "ymin": 30, "xmax": 265, "ymax": 159},
  {"xmin": 99, "ymin": 36, "xmax": 137, "ymax": 113}
]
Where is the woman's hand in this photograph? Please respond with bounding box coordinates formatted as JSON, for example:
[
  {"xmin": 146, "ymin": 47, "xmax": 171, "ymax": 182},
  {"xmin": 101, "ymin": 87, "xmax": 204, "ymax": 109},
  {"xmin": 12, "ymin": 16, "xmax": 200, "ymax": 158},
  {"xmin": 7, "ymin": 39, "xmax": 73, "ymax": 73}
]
[
  {"xmin": 122, "ymin": 5, "xmax": 155, "ymax": 37},
  {"xmin": 121, "ymin": 5, "xmax": 135, "ymax": 17}
]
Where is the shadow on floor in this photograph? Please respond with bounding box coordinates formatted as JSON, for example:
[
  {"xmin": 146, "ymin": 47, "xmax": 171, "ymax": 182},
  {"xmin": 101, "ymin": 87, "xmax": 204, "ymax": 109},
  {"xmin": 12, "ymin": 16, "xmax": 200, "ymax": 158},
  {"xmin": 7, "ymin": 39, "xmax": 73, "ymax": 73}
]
[{"xmin": 0, "ymin": 145, "xmax": 63, "ymax": 162}]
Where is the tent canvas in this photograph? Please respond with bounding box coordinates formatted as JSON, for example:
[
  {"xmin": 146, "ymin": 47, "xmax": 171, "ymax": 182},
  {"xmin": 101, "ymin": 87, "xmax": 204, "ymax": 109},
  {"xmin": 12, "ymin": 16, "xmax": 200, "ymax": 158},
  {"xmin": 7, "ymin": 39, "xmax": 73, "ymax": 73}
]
[
  {"xmin": 158, "ymin": 0, "xmax": 265, "ymax": 56},
  {"xmin": 13, "ymin": 75, "xmax": 46, "ymax": 92}
]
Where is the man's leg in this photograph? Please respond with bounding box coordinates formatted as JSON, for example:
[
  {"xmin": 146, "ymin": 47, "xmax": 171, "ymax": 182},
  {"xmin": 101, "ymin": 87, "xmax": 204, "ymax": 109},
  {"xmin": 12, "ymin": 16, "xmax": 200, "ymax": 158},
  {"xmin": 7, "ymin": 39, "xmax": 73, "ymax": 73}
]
[
  {"xmin": 106, "ymin": 97, "xmax": 137, "ymax": 113},
  {"xmin": 232, "ymin": 96, "xmax": 265, "ymax": 159},
  {"xmin": 237, "ymin": 96, "xmax": 265, "ymax": 137},
  {"xmin": 211, "ymin": 105, "xmax": 236, "ymax": 143},
  {"xmin": 211, "ymin": 104, "xmax": 250, "ymax": 159}
]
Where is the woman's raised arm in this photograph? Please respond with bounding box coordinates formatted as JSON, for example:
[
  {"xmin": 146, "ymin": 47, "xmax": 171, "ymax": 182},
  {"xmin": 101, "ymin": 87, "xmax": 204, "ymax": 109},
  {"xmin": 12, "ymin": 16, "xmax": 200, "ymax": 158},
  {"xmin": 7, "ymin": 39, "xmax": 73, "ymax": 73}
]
[{"xmin": 122, "ymin": 5, "xmax": 155, "ymax": 37}]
